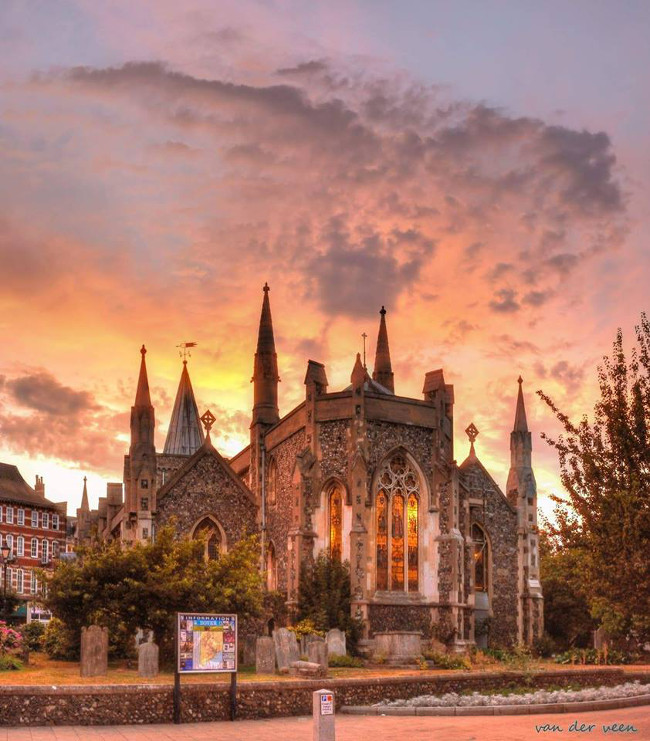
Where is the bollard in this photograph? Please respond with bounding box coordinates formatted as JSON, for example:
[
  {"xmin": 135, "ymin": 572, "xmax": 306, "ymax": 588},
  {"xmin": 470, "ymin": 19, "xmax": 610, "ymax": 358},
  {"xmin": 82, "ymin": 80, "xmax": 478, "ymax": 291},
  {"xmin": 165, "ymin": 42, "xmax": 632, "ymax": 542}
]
[{"xmin": 313, "ymin": 689, "xmax": 335, "ymax": 741}]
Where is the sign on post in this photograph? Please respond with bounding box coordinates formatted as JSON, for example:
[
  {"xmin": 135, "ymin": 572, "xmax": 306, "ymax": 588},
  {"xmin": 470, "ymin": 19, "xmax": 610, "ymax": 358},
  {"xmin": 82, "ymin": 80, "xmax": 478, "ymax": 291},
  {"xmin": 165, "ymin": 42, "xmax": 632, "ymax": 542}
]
[
  {"xmin": 173, "ymin": 613, "xmax": 238, "ymax": 724},
  {"xmin": 313, "ymin": 689, "xmax": 335, "ymax": 741},
  {"xmin": 177, "ymin": 613, "xmax": 237, "ymax": 673}
]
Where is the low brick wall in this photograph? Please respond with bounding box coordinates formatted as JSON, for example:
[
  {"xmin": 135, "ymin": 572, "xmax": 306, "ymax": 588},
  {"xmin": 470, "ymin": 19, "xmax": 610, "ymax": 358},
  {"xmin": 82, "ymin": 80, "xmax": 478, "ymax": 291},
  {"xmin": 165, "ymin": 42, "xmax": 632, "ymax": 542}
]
[{"xmin": 1, "ymin": 668, "xmax": 647, "ymax": 726}]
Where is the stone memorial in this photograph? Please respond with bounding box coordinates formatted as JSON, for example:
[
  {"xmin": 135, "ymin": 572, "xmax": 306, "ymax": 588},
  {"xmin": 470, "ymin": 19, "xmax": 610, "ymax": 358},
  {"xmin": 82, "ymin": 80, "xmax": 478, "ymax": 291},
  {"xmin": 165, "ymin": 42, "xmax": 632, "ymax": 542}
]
[
  {"xmin": 326, "ymin": 628, "xmax": 346, "ymax": 657},
  {"xmin": 307, "ymin": 637, "xmax": 328, "ymax": 672},
  {"xmin": 593, "ymin": 627, "xmax": 610, "ymax": 651},
  {"xmin": 256, "ymin": 636, "xmax": 276, "ymax": 674},
  {"xmin": 80, "ymin": 625, "xmax": 108, "ymax": 677},
  {"xmin": 138, "ymin": 635, "xmax": 159, "ymax": 678},
  {"xmin": 373, "ymin": 630, "xmax": 422, "ymax": 663},
  {"xmin": 290, "ymin": 659, "xmax": 326, "ymax": 678},
  {"xmin": 242, "ymin": 634, "xmax": 257, "ymax": 666},
  {"xmin": 273, "ymin": 627, "xmax": 300, "ymax": 673}
]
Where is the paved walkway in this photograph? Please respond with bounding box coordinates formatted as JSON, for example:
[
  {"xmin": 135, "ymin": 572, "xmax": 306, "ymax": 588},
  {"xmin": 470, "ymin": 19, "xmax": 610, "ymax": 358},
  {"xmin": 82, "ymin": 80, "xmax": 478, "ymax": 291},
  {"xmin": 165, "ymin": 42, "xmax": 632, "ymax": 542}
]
[{"xmin": 1, "ymin": 706, "xmax": 649, "ymax": 741}]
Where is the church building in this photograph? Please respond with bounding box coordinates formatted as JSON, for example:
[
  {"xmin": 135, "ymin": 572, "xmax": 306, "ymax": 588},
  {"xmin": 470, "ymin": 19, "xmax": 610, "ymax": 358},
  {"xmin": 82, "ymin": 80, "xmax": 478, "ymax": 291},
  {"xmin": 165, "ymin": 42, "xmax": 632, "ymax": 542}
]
[{"xmin": 78, "ymin": 284, "xmax": 543, "ymax": 649}]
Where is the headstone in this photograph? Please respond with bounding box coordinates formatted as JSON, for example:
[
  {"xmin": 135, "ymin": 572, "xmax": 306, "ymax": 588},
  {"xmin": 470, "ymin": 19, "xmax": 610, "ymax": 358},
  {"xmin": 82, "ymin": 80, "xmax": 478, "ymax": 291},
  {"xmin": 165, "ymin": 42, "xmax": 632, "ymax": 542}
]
[
  {"xmin": 313, "ymin": 689, "xmax": 335, "ymax": 741},
  {"xmin": 326, "ymin": 629, "xmax": 346, "ymax": 657},
  {"xmin": 256, "ymin": 636, "xmax": 275, "ymax": 674},
  {"xmin": 138, "ymin": 635, "xmax": 159, "ymax": 678},
  {"xmin": 80, "ymin": 625, "xmax": 108, "ymax": 677},
  {"xmin": 242, "ymin": 634, "xmax": 257, "ymax": 666},
  {"xmin": 273, "ymin": 628, "xmax": 300, "ymax": 672},
  {"xmin": 593, "ymin": 627, "xmax": 609, "ymax": 651},
  {"xmin": 307, "ymin": 637, "xmax": 328, "ymax": 672},
  {"xmin": 291, "ymin": 660, "xmax": 326, "ymax": 678}
]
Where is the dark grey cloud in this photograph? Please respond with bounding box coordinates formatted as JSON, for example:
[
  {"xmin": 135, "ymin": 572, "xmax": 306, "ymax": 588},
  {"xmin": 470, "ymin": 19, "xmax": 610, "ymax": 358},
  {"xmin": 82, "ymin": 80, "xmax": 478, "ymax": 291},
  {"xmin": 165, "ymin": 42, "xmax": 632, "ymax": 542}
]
[
  {"xmin": 7, "ymin": 371, "xmax": 98, "ymax": 416},
  {"xmin": 489, "ymin": 288, "xmax": 520, "ymax": 314}
]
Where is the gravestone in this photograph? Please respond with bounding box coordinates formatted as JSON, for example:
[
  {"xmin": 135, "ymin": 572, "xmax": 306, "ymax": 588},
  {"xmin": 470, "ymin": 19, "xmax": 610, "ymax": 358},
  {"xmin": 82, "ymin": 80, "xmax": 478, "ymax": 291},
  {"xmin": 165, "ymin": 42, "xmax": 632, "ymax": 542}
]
[
  {"xmin": 256, "ymin": 636, "xmax": 275, "ymax": 674},
  {"xmin": 290, "ymin": 660, "xmax": 326, "ymax": 678},
  {"xmin": 273, "ymin": 628, "xmax": 300, "ymax": 673},
  {"xmin": 307, "ymin": 637, "xmax": 328, "ymax": 672},
  {"xmin": 80, "ymin": 625, "xmax": 108, "ymax": 677},
  {"xmin": 326, "ymin": 628, "xmax": 346, "ymax": 657},
  {"xmin": 242, "ymin": 634, "xmax": 257, "ymax": 666},
  {"xmin": 593, "ymin": 627, "xmax": 610, "ymax": 651},
  {"xmin": 138, "ymin": 635, "xmax": 159, "ymax": 678}
]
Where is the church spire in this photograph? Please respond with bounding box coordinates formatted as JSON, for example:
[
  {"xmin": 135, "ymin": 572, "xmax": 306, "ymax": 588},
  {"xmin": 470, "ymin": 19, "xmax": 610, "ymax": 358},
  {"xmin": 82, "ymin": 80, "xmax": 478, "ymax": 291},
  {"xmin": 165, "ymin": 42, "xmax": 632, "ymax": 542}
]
[
  {"xmin": 135, "ymin": 345, "xmax": 152, "ymax": 407},
  {"xmin": 164, "ymin": 360, "xmax": 204, "ymax": 455},
  {"xmin": 80, "ymin": 476, "xmax": 89, "ymax": 513},
  {"xmin": 252, "ymin": 283, "xmax": 280, "ymax": 427},
  {"xmin": 514, "ymin": 375, "xmax": 528, "ymax": 432},
  {"xmin": 372, "ymin": 306, "xmax": 394, "ymax": 393}
]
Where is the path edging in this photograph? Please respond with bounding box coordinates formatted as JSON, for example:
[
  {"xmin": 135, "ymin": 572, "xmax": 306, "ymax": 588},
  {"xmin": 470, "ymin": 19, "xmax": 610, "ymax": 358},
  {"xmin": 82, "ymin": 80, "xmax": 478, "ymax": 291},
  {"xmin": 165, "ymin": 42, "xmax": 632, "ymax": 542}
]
[{"xmin": 342, "ymin": 693, "xmax": 650, "ymax": 717}]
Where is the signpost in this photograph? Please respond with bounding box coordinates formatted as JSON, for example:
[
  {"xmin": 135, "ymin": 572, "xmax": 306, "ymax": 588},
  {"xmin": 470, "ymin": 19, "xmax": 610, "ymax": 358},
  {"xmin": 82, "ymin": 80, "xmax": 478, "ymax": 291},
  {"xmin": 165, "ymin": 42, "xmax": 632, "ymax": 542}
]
[
  {"xmin": 173, "ymin": 612, "xmax": 238, "ymax": 723},
  {"xmin": 313, "ymin": 689, "xmax": 335, "ymax": 741}
]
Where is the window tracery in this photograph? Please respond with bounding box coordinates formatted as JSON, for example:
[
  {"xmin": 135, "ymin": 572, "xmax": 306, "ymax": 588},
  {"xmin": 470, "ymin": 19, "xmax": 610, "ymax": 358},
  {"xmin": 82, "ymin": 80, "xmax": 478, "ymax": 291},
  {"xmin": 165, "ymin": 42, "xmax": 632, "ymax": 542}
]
[
  {"xmin": 375, "ymin": 453, "xmax": 420, "ymax": 592},
  {"xmin": 329, "ymin": 484, "xmax": 343, "ymax": 562}
]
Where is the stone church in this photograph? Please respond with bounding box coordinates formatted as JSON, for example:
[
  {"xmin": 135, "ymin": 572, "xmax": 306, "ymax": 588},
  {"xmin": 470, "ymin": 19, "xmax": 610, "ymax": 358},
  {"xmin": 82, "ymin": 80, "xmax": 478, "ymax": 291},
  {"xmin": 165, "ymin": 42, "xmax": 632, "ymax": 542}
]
[{"xmin": 77, "ymin": 284, "xmax": 543, "ymax": 649}]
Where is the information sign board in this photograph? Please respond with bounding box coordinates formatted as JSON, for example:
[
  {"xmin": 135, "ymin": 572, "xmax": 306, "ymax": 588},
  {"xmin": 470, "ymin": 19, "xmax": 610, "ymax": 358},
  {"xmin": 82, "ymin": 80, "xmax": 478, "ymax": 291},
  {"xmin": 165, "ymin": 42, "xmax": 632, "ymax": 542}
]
[
  {"xmin": 177, "ymin": 613, "xmax": 237, "ymax": 673},
  {"xmin": 320, "ymin": 693, "xmax": 334, "ymax": 715}
]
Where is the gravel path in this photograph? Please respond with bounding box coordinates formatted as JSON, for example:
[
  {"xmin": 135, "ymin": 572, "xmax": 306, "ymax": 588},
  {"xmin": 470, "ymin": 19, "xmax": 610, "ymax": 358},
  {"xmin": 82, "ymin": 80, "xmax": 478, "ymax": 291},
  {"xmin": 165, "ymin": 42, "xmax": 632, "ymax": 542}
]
[{"xmin": 375, "ymin": 680, "xmax": 650, "ymax": 707}]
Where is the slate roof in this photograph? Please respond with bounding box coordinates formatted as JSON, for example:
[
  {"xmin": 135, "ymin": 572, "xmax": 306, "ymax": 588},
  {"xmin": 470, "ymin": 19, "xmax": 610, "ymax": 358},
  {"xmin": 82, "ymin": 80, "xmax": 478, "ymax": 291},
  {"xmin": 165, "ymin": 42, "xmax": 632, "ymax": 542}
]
[
  {"xmin": 0, "ymin": 463, "xmax": 59, "ymax": 508},
  {"xmin": 163, "ymin": 362, "xmax": 204, "ymax": 456}
]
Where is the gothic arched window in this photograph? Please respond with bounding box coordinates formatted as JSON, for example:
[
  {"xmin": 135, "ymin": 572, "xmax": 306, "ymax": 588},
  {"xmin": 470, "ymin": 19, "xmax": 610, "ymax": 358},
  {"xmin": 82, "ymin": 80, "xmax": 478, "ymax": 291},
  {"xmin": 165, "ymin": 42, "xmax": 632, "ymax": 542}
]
[
  {"xmin": 267, "ymin": 457, "xmax": 277, "ymax": 507},
  {"xmin": 329, "ymin": 484, "xmax": 343, "ymax": 562},
  {"xmin": 194, "ymin": 517, "xmax": 224, "ymax": 561},
  {"xmin": 266, "ymin": 541, "xmax": 277, "ymax": 591},
  {"xmin": 375, "ymin": 452, "xmax": 420, "ymax": 592},
  {"xmin": 472, "ymin": 523, "xmax": 488, "ymax": 592}
]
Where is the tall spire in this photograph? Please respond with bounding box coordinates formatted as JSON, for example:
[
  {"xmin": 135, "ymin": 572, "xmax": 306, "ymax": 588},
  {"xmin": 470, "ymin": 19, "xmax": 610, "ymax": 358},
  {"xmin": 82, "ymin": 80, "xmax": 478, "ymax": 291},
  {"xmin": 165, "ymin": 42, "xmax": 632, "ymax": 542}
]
[
  {"xmin": 252, "ymin": 282, "xmax": 280, "ymax": 426},
  {"xmin": 164, "ymin": 360, "xmax": 205, "ymax": 455},
  {"xmin": 135, "ymin": 345, "xmax": 152, "ymax": 407},
  {"xmin": 514, "ymin": 376, "xmax": 528, "ymax": 432},
  {"xmin": 372, "ymin": 306, "xmax": 394, "ymax": 393},
  {"xmin": 80, "ymin": 476, "xmax": 89, "ymax": 512}
]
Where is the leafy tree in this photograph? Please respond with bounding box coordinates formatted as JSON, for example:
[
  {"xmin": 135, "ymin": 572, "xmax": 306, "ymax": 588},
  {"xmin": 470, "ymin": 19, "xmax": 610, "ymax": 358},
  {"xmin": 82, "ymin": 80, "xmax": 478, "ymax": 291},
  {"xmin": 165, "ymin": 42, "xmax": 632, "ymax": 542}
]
[
  {"xmin": 44, "ymin": 525, "xmax": 264, "ymax": 660},
  {"xmin": 539, "ymin": 530, "xmax": 595, "ymax": 650},
  {"xmin": 297, "ymin": 551, "xmax": 363, "ymax": 653},
  {"xmin": 539, "ymin": 314, "xmax": 650, "ymax": 647}
]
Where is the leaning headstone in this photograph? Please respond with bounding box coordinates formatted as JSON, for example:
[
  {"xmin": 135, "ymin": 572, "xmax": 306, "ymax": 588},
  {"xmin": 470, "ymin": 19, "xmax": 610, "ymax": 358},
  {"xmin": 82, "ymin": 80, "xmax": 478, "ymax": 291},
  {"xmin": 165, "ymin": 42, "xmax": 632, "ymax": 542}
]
[
  {"xmin": 242, "ymin": 634, "xmax": 257, "ymax": 666},
  {"xmin": 80, "ymin": 625, "xmax": 108, "ymax": 677},
  {"xmin": 307, "ymin": 637, "xmax": 328, "ymax": 672},
  {"xmin": 326, "ymin": 628, "xmax": 346, "ymax": 657},
  {"xmin": 273, "ymin": 628, "xmax": 300, "ymax": 673},
  {"xmin": 138, "ymin": 635, "xmax": 159, "ymax": 678},
  {"xmin": 256, "ymin": 636, "xmax": 275, "ymax": 674},
  {"xmin": 290, "ymin": 660, "xmax": 326, "ymax": 678}
]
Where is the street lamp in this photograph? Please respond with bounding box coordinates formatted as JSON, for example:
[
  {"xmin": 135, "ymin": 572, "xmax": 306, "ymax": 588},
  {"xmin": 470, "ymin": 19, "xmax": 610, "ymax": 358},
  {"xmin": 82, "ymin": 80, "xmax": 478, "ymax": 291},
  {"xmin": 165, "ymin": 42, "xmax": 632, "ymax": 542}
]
[{"xmin": 1, "ymin": 544, "xmax": 16, "ymax": 622}]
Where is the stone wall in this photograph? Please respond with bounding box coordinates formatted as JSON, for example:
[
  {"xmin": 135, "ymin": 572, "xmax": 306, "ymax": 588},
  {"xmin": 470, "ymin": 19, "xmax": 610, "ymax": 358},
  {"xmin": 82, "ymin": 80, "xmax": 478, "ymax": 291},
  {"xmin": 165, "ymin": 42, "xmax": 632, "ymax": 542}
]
[
  {"xmin": 461, "ymin": 460, "xmax": 518, "ymax": 647},
  {"xmin": 156, "ymin": 451, "xmax": 258, "ymax": 547},
  {"xmin": 265, "ymin": 428, "xmax": 306, "ymax": 593},
  {"xmin": 368, "ymin": 604, "xmax": 433, "ymax": 637},
  {"xmin": 1, "ymin": 669, "xmax": 644, "ymax": 726}
]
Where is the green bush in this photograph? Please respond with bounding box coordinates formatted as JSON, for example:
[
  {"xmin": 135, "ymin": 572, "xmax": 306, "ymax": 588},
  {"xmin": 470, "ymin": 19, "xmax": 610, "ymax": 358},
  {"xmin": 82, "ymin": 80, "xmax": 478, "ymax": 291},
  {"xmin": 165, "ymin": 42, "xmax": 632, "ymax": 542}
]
[
  {"xmin": 288, "ymin": 618, "xmax": 325, "ymax": 641},
  {"xmin": 423, "ymin": 650, "xmax": 471, "ymax": 670},
  {"xmin": 21, "ymin": 622, "xmax": 46, "ymax": 652},
  {"xmin": 328, "ymin": 654, "xmax": 364, "ymax": 668},
  {"xmin": 42, "ymin": 618, "xmax": 79, "ymax": 661},
  {"xmin": 0, "ymin": 655, "xmax": 23, "ymax": 670},
  {"xmin": 554, "ymin": 647, "xmax": 637, "ymax": 666}
]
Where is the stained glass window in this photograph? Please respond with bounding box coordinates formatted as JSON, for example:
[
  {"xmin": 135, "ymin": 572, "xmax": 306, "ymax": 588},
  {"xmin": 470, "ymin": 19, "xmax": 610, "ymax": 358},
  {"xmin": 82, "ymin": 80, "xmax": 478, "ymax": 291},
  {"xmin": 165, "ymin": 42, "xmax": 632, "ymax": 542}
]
[
  {"xmin": 376, "ymin": 491, "xmax": 388, "ymax": 590},
  {"xmin": 472, "ymin": 524, "xmax": 487, "ymax": 592},
  {"xmin": 407, "ymin": 494, "xmax": 418, "ymax": 592},
  {"xmin": 375, "ymin": 453, "xmax": 420, "ymax": 592},
  {"xmin": 329, "ymin": 487, "xmax": 343, "ymax": 562}
]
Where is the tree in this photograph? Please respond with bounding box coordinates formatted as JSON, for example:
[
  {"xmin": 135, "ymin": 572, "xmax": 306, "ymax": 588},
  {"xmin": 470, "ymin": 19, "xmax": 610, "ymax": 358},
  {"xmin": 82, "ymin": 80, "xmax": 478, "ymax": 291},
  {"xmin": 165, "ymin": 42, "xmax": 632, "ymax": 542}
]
[
  {"xmin": 539, "ymin": 530, "xmax": 595, "ymax": 649},
  {"xmin": 44, "ymin": 525, "xmax": 264, "ymax": 660},
  {"xmin": 539, "ymin": 314, "xmax": 650, "ymax": 647},
  {"xmin": 297, "ymin": 551, "xmax": 362, "ymax": 653}
]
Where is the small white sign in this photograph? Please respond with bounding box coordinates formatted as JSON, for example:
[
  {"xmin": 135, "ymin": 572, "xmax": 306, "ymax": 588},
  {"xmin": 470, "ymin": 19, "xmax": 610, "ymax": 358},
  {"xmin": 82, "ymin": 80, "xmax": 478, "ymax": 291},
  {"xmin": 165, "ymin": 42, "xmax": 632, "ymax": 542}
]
[{"xmin": 320, "ymin": 693, "xmax": 334, "ymax": 715}]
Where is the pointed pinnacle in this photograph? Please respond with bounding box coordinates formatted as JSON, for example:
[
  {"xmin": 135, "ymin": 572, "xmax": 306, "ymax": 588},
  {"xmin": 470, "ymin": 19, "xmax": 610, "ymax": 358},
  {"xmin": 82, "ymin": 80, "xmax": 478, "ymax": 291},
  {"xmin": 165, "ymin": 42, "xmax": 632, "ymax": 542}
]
[{"xmin": 514, "ymin": 376, "xmax": 528, "ymax": 432}]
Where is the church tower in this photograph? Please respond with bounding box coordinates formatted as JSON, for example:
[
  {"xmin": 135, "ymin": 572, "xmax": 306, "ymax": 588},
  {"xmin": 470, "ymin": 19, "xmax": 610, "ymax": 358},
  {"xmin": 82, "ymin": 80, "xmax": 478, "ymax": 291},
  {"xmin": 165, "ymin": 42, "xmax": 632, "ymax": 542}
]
[
  {"xmin": 124, "ymin": 345, "xmax": 157, "ymax": 542},
  {"xmin": 506, "ymin": 377, "xmax": 543, "ymax": 645},
  {"xmin": 164, "ymin": 359, "xmax": 204, "ymax": 456},
  {"xmin": 250, "ymin": 283, "xmax": 280, "ymax": 504},
  {"xmin": 372, "ymin": 306, "xmax": 394, "ymax": 393}
]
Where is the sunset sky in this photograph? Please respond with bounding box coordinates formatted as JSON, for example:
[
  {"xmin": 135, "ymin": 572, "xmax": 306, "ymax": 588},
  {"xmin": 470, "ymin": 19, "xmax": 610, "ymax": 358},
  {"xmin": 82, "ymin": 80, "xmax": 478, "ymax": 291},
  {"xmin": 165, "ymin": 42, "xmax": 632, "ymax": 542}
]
[{"xmin": 1, "ymin": 1, "xmax": 649, "ymax": 518}]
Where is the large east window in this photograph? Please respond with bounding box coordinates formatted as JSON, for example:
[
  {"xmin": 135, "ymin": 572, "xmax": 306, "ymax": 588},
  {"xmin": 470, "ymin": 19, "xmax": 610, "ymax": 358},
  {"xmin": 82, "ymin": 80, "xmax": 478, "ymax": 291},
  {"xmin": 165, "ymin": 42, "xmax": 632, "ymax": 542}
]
[
  {"xmin": 375, "ymin": 453, "xmax": 420, "ymax": 592},
  {"xmin": 472, "ymin": 524, "xmax": 488, "ymax": 592}
]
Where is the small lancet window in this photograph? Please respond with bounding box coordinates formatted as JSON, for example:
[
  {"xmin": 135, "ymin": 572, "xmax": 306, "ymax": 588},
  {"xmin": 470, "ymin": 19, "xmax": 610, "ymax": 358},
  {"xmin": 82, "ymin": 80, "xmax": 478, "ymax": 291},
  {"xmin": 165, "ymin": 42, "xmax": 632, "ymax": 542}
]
[
  {"xmin": 267, "ymin": 457, "xmax": 277, "ymax": 507},
  {"xmin": 472, "ymin": 524, "xmax": 488, "ymax": 592},
  {"xmin": 329, "ymin": 485, "xmax": 343, "ymax": 562}
]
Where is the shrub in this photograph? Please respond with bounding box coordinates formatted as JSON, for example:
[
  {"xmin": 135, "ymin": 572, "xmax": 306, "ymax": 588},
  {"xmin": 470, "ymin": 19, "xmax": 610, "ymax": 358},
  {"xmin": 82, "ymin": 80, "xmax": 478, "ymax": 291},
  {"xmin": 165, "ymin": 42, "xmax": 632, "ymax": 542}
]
[
  {"xmin": 288, "ymin": 618, "xmax": 325, "ymax": 642},
  {"xmin": 533, "ymin": 632, "xmax": 558, "ymax": 658},
  {"xmin": 328, "ymin": 654, "xmax": 364, "ymax": 668},
  {"xmin": 0, "ymin": 655, "xmax": 23, "ymax": 671},
  {"xmin": 0, "ymin": 621, "xmax": 23, "ymax": 671},
  {"xmin": 21, "ymin": 621, "xmax": 46, "ymax": 652},
  {"xmin": 42, "ymin": 618, "xmax": 79, "ymax": 661},
  {"xmin": 554, "ymin": 647, "xmax": 637, "ymax": 666},
  {"xmin": 423, "ymin": 650, "xmax": 471, "ymax": 670}
]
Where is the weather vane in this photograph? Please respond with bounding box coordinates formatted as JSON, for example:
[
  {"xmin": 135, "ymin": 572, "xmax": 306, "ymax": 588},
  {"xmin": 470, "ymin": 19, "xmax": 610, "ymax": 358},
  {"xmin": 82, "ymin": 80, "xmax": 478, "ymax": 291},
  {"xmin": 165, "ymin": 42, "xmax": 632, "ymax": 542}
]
[
  {"xmin": 176, "ymin": 341, "xmax": 197, "ymax": 363},
  {"xmin": 362, "ymin": 332, "xmax": 368, "ymax": 368}
]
